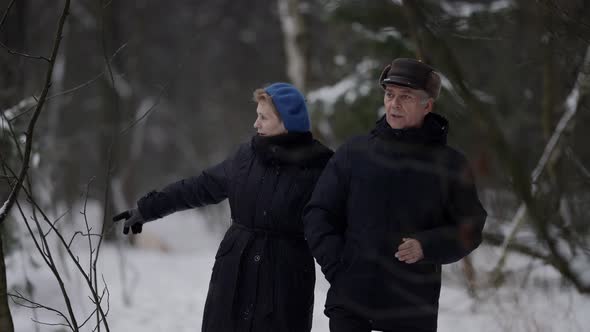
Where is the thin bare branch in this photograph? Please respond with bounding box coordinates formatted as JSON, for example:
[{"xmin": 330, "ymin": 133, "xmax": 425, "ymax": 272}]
[
  {"xmin": 0, "ymin": 106, "xmax": 25, "ymax": 162},
  {"xmin": 1, "ymin": 43, "xmax": 127, "ymax": 131},
  {"xmin": 46, "ymin": 42, "xmax": 128, "ymax": 101},
  {"xmin": 0, "ymin": 0, "xmax": 71, "ymax": 225},
  {"xmin": 95, "ymin": 1, "xmax": 116, "ymax": 329},
  {"xmin": 30, "ymin": 319, "xmax": 70, "ymax": 328},
  {"xmin": 19, "ymin": 185, "xmax": 110, "ymax": 330},
  {"xmin": 484, "ymin": 232, "xmax": 548, "ymax": 261},
  {"xmin": 78, "ymin": 306, "xmax": 99, "ymax": 329},
  {"xmin": 0, "ymin": 40, "xmax": 50, "ymax": 61},
  {"xmin": 28, "ymin": 209, "xmax": 80, "ymax": 329},
  {"xmin": 1, "ymin": 97, "xmax": 36, "ymax": 119},
  {"xmin": 42, "ymin": 207, "xmax": 72, "ymax": 238},
  {"xmin": 566, "ymin": 147, "xmax": 590, "ymax": 179},
  {"xmin": 10, "ymin": 182, "xmax": 80, "ymax": 330},
  {"xmin": 67, "ymin": 231, "xmax": 84, "ymax": 248},
  {"xmin": 90, "ymin": 277, "xmax": 110, "ymax": 332},
  {"xmin": 0, "ymin": 161, "xmax": 50, "ymax": 266},
  {"xmin": 3, "ymin": 103, "xmax": 36, "ymax": 122},
  {"xmin": 0, "ymin": 0, "xmax": 16, "ymax": 33},
  {"xmin": 82, "ymin": 177, "xmax": 95, "ymax": 283},
  {"xmin": 102, "ymin": 275, "xmax": 110, "ymax": 317},
  {"xmin": 448, "ymin": 32, "xmax": 504, "ymax": 41},
  {"xmin": 0, "ymin": 0, "xmax": 48, "ymax": 61},
  {"xmin": 541, "ymin": 0, "xmax": 590, "ymax": 31},
  {"xmin": 9, "ymin": 292, "xmax": 72, "ymax": 330}
]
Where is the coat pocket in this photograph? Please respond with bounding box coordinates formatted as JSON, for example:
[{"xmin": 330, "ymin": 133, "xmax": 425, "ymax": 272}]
[
  {"xmin": 210, "ymin": 232, "xmax": 237, "ymax": 283},
  {"xmin": 215, "ymin": 228, "xmax": 238, "ymax": 259}
]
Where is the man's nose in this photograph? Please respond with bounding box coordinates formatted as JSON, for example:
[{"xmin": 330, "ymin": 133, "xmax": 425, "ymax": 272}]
[{"xmin": 390, "ymin": 96, "xmax": 401, "ymax": 108}]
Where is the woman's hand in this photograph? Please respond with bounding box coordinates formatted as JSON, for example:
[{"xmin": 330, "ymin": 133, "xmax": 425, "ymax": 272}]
[{"xmin": 113, "ymin": 208, "xmax": 145, "ymax": 235}]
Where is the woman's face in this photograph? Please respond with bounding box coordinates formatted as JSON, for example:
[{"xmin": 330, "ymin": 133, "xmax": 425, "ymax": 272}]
[{"xmin": 253, "ymin": 101, "xmax": 287, "ymax": 136}]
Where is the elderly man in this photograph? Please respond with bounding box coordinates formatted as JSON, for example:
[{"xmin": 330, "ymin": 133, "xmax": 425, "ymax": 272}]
[{"xmin": 303, "ymin": 58, "xmax": 487, "ymax": 332}]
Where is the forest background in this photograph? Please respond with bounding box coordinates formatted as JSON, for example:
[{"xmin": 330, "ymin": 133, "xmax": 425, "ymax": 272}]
[{"xmin": 1, "ymin": 0, "xmax": 590, "ymax": 331}]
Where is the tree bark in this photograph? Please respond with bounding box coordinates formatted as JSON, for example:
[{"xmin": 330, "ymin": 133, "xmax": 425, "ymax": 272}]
[
  {"xmin": 0, "ymin": 235, "xmax": 14, "ymax": 332},
  {"xmin": 277, "ymin": 0, "xmax": 309, "ymax": 92}
]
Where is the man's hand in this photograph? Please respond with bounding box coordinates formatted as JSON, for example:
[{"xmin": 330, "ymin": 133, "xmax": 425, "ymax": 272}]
[
  {"xmin": 395, "ymin": 238, "xmax": 424, "ymax": 264},
  {"xmin": 113, "ymin": 208, "xmax": 145, "ymax": 235}
]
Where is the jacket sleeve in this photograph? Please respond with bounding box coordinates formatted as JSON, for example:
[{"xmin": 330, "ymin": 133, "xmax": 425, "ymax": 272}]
[
  {"xmin": 137, "ymin": 146, "xmax": 240, "ymax": 222},
  {"xmin": 303, "ymin": 144, "xmax": 350, "ymax": 282},
  {"xmin": 414, "ymin": 155, "xmax": 487, "ymax": 264}
]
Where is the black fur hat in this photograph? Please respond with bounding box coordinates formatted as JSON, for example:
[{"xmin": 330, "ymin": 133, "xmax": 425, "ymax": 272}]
[{"xmin": 379, "ymin": 58, "xmax": 441, "ymax": 99}]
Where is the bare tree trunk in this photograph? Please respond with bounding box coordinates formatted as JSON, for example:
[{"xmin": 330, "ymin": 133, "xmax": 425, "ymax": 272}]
[
  {"xmin": 401, "ymin": 0, "xmax": 426, "ymax": 60},
  {"xmin": 0, "ymin": 235, "xmax": 14, "ymax": 332},
  {"xmin": 277, "ymin": 0, "xmax": 309, "ymax": 92},
  {"xmin": 94, "ymin": 0, "xmax": 122, "ymax": 242}
]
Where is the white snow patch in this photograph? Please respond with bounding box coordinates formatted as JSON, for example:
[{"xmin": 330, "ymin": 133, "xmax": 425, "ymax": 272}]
[
  {"xmin": 307, "ymin": 59, "xmax": 379, "ymax": 114},
  {"xmin": 473, "ymin": 89, "xmax": 496, "ymax": 104},
  {"xmin": 0, "ymin": 117, "xmax": 9, "ymax": 132},
  {"xmin": 2, "ymin": 97, "xmax": 36, "ymax": 121},
  {"xmin": 7, "ymin": 201, "xmax": 590, "ymax": 332},
  {"xmin": 113, "ymin": 72, "xmax": 133, "ymax": 98},
  {"xmin": 308, "ymin": 77, "xmax": 357, "ymax": 108},
  {"xmin": 441, "ymin": 0, "xmax": 513, "ymax": 17},
  {"xmin": 31, "ymin": 152, "xmax": 40, "ymax": 168},
  {"xmin": 334, "ymin": 54, "xmax": 347, "ymax": 66},
  {"xmin": 0, "ymin": 199, "xmax": 8, "ymax": 216},
  {"xmin": 565, "ymin": 86, "xmax": 580, "ymax": 112},
  {"xmin": 351, "ymin": 23, "xmax": 402, "ymax": 43}
]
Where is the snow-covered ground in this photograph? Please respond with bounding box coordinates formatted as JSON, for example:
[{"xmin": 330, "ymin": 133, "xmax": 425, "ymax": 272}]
[{"xmin": 5, "ymin": 203, "xmax": 590, "ymax": 331}]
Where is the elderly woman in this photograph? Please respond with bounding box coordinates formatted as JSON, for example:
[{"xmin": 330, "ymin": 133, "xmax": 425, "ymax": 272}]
[{"xmin": 114, "ymin": 82, "xmax": 333, "ymax": 332}]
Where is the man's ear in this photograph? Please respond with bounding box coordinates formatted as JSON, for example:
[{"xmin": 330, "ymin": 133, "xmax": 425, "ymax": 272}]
[{"xmin": 423, "ymin": 98, "xmax": 434, "ymax": 114}]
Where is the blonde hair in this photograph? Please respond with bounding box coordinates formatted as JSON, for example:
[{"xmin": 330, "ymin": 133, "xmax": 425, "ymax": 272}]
[{"xmin": 252, "ymin": 88, "xmax": 280, "ymax": 117}]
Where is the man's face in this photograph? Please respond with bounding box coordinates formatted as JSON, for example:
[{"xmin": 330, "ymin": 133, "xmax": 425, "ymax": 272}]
[
  {"xmin": 253, "ymin": 100, "xmax": 287, "ymax": 136},
  {"xmin": 383, "ymin": 85, "xmax": 432, "ymax": 129}
]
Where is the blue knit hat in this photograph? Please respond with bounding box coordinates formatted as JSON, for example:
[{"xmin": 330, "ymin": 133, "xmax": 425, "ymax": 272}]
[{"xmin": 264, "ymin": 82, "xmax": 310, "ymax": 132}]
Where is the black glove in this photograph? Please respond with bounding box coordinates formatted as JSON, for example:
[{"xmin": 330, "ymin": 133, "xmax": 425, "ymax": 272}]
[{"xmin": 113, "ymin": 208, "xmax": 145, "ymax": 235}]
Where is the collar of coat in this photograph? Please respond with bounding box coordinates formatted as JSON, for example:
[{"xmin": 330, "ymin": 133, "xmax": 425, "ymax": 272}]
[
  {"xmin": 372, "ymin": 113, "xmax": 449, "ymax": 146},
  {"xmin": 251, "ymin": 132, "xmax": 333, "ymax": 168}
]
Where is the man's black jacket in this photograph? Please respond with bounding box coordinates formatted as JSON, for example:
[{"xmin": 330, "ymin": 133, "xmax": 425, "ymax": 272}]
[{"xmin": 303, "ymin": 114, "xmax": 487, "ymax": 331}]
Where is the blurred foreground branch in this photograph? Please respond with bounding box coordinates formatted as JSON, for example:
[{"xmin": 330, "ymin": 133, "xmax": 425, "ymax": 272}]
[
  {"xmin": 403, "ymin": 0, "xmax": 590, "ymax": 293},
  {"xmin": 491, "ymin": 44, "xmax": 590, "ymax": 276}
]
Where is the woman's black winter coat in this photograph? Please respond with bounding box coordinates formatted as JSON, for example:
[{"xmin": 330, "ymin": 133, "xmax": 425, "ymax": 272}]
[
  {"xmin": 136, "ymin": 133, "xmax": 333, "ymax": 332},
  {"xmin": 303, "ymin": 114, "xmax": 487, "ymax": 332}
]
